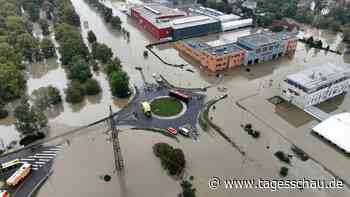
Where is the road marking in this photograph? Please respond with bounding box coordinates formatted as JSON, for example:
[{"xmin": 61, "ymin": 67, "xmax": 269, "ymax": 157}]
[
  {"xmin": 34, "ymin": 161, "xmax": 46, "ymax": 165},
  {"xmin": 20, "ymin": 158, "xmax": 36, "ymax": 161},
  {"xmin": 36, "ymin": 153, "xmax": 56, "ymax": 156},
  {"xmin": 38, "ymin": 159, "xmax": 50, "ymax": 162},
  {"xmin": 42, "ymin": 151, "xmax": 58, "ymax": 153},
  {"xmin": 32, "ymin": 168, "xmax": 38, "ymax": 171},
  {"xmin": 48, "ymin": 148, "xmax": 61, "ymax": 151},
  {"xmin": 35, "ymin": 156, "xmax": 54, "ymax": 159}
]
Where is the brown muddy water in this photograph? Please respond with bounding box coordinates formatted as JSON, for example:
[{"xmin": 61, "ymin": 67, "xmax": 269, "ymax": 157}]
[{"xmin": 1, "ymin": 0, "xmax": 350, "ymax": 196}]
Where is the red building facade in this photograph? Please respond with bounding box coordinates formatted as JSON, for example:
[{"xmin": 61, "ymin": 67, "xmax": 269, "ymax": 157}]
[{"xmin": 130, "ymin": 4, "xmax": 186, "ymax": 40}]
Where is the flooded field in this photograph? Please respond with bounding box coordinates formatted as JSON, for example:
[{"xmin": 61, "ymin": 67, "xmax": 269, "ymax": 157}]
[{"xmin": 1, "ymin": 0, "xmax": 350, "ymax": 196}]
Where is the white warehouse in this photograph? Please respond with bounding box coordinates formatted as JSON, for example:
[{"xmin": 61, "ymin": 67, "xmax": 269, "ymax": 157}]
[{"xmin": 280, "ymin": 64, "xmax": 350, "ymax": 108}]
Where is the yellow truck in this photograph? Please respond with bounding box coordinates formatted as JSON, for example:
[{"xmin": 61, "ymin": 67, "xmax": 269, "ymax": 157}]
[{"xmin": 141, "ymin": 102, "xmax": 151, "ymax": 117}]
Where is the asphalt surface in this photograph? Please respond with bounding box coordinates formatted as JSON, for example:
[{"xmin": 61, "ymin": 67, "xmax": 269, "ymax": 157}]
[
  {"xmin": 0, "ymin": 83, "xmax": 206, "ymax": 197},
  {"xmin": 0, "ymin": 145, "xmax": 62, "ymax": 197},
  {"xmin": 115, "ymin": 84, "xmax": 206, "ymax": 134}
]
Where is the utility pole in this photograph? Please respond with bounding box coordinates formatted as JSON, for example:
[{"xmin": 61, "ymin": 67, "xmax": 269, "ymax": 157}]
[{"xmin": 109, "ymin": 106, "xmax": 124, "ymax": 173}]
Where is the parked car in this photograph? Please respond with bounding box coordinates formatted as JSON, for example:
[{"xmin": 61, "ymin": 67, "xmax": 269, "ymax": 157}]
[
  {"xmin": 178, "ymin": 127, "xmax": 190, "ymax": 137},
  {"xmin": 167, "ymin": 127, "xmax": 177, "ymax": 135}
]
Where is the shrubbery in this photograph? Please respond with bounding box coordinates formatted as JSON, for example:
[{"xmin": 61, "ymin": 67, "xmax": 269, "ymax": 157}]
[
  {"xmin": 31, "ymin": 86, "xmax": 62, "ymax": 110},
  {"xmin": 274, "ymin": 151, "xmax": 291, "ymax": 164},
  {"xmin": 280, "ymin": 166, "xmax": 289, "ymax": 177},
  {"xmin": 153, "ymin": 142, "xmax": 186, "ymax": 176},
  {"xmin": 84, "ymin": 78, "xmax": 101, "ymax": 95},
  {"xmin": 65, "ymin": 81, "xmax": 85, "ymax": 103}
]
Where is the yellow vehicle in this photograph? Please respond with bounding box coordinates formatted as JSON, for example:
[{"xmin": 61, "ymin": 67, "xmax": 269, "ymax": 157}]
[
  {"xmin": 0, "ymin": 159, "xmax": 21, "ymax": 173},
  {"xmin": 141, "ymin": 102, "xmax": 151, "ymax": 117}
]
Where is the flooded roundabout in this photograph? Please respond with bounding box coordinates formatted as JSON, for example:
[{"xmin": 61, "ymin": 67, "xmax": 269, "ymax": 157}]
[{"xmin": 0, "ymin": 0, "xmax": 350, "ymax": 196}]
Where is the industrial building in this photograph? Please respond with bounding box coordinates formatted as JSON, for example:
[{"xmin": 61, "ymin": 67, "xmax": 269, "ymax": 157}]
[
  {"xmin": 188, "ymin": 6, "xmax": 252, "ymax": 31},
  {"xmin": 175, "ymin": 31, "xmax": 297, "ymax": 72},
  {"xmin": 280, "ymin": 64, "xmax": 350, "ymax": 108},
  {"xmin": 130, "ymin": 4, "xmax": 186, "ymax": 40},
  {"xmin": 130, "ymin": 4, "xmax": 253, "ymax": 40},
  {"xmin": 236, "ymin": 32, "xmax": 297, "ymax": 65},
  {"xmin": 170, "ymin": 15, "xmax": 222, "ymax": 40},
  {"xmin": 312, "ymin": 112, "xmax": 350, "ymax": 153},
  {"xmin": 175, "ymin": 39, "xmax": 244, "ymax": 72}
]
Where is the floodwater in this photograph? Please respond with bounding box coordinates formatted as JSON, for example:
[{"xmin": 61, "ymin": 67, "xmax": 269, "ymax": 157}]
[{"xmin": 2, "ymin": 0, "xmax": 350, "ymax": 196}]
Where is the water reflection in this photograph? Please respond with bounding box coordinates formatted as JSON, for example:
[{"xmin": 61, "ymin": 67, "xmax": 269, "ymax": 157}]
[{"xmin": 27, "ymin": 59, "xmax": 60, "ymax": 79}]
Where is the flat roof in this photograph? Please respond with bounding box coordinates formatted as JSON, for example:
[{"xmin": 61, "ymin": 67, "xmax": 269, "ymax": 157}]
[
  {"xmin": 204, "ymin": 43, "xmax": 243, "ymax": 56},
  {"xmin": 313, "ymin": 113, "xmax": 350, "ymax": 153},
  {"xmin": 132, "ymin": 3, "xmax": 186, "ymax": 29},
  {"xmin": 183, "ymin": 39, "xmax": 242, "ymax": 56},
  {"xmin": 171, "ymin": 15, "xmax": 219, "ymax": 29},
  {"xmin": 286, "ymin": 64, "xmax": 350, "ymax": 90},
  {"xmin": 238, "ymin": 32, "xmax": 278, "ymax": 48}
]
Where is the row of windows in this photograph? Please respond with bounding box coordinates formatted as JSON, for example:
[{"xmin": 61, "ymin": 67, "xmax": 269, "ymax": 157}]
[
  {"xmin": 256, "ymin": 45, "xmax": 280, "ymax": 53},
  {"xmin": 285, "ymin": 77, "xmax": 350, "ymax": 94}
]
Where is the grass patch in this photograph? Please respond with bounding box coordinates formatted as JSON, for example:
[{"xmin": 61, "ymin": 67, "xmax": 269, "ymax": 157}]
[{"xmin": 151, "ymin": 97, "xmax": 183, "ymax": 117}]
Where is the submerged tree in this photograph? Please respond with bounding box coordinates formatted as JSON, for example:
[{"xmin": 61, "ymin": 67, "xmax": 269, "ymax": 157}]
[{"xmin": 14, "ymin": 98, "xmax": 48, "ymax": 136}]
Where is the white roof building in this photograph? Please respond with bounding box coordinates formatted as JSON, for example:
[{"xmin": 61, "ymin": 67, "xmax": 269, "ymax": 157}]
[{"xmin": 313, "ymin": 112, "xmax": 350, "ymax": 153}]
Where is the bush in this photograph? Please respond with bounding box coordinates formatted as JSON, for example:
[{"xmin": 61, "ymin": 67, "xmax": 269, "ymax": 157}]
[
  {"xmin": 92, "ymin": 43, "xmax": 113, "ymax": 64},
  {"xmin": 65, "ymin": 81, "xmax": 85, "ymax": 103},
  {"xmin": 87, "ymin": 30, "xmax": 97, "ymax": 44},
  {"xmin": 84, "ymin": 78, "xmax": 101, "ymax": 95},
  {"xmin": 0, "ymin": 108, "xmax": 8, "ymax": 119},
  {"xmin": 68, "ymin": 56, "xmax": 92, "ymax": 82},
  {"xmin": 109, "ymin": 71, "xmax": 130, "ymax": 98},
  {"xmin": 104, "ymin": 58, "xmax": 121, "ymax": 75},
  {"xmin": 153, "ymin": 143, "xmax": 186, "ymax": 176},
  {"xmin": 279, "ymin": 166, "xmax": 289, "ymax": 177},
  {"xmin": 274, "ymin": 151, "xmax": 290, "ymax": 164},
  {"xmin": 180, "ymin": 179, "xmax": 197, "ymax": 197},
  {"xmin": 14, "ymin": 98, "xmax": 48, "ymax": 135},
  {"xmin": 32, "ymin": 86, "xmax": 62, "ymax": 110},
  {"xmin": 19, "ymin": 132, "xmax": 45, "ymax": 146},
  {"xmin": 41, "ymin": 38, "xmax": 56, "ymax": 59}
]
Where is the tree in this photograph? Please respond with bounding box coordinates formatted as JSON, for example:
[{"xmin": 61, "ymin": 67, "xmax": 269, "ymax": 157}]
[
  {"xmin": 0, "ymin": 63, "xmax": 26, "ymax": 102},
  {"xmin": 180, "ymin": 179, "xmax": 197, "ymax": 197},
  {"xmin": 84, "ymin": 78, "xmax": 101, "ymax": 95},
  {"xmin": 65, "ymin": 81, "xmax": 85, "ymax": 103},
  {"xmin": 110, "ymin": 16, "xmax": 122, "ymax": 29},
  {"xmin": 15, "ymin": 33, "xmax": 41, "ymax": 62},
  {"xmin": 14, "ymin": 98, "xmax": 48, "ymax": 135},
  {"xmin": 31, "ymin": 86, "xmax": 62, "ymax": 110},
  {"xmin": 39, "ymin": 19, "xmax": 50, "ymax": 36},
  {"xmin": 104, "ymin": 57, "xmax": 121, "ymax": 75},
  {"xmin": 92, "ymin": 43, "xmax": 113, "ymax": 63},
  {"xmin": 68, "ymin": 56, "xmax": 92, "ymax": 82},
  {"xmin": 87, "ymin": 30, "xmax": 97, "ymax": 43},
  {"xmin": 109, "ymin": 71, "xmax": 130, "ymax": 98},
  {"xmin": 343, "ymin": 24, "xmax": 350, "ymax": 43},
  {"xmin": 41, "ymin": 38, "xmax": 56, "ymax": 59},
  {"xmin": 102, "ymin": 7, "xmax": 113, "ymax": 23},
  {"xmin": 153, "ymin": 143, "xmax": 186, "ymax": 176},
  {"xmin": 280, "ymin": 166, "xmax": 289, "ymax": 177},
  {"xmin": 0, "ymin": 99, "xmax": 8, "ymax": 119},
  {"xmin": 0, "ymin": 42, "xmax": 21, "ymax": 65},
  {"xmin": 62, "ymin": 6, "xmax": 81, "ymax": 27},
  {"xmin": 169, "ymin": 148, "xmax": 185, "ymax": 175}
]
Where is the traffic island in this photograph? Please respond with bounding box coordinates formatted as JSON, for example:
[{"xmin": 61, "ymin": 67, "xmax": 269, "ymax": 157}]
[{"xmin": 151, "ymin": 96, "xmax": 186, "ymax": 119}]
